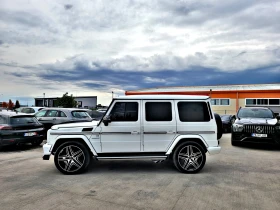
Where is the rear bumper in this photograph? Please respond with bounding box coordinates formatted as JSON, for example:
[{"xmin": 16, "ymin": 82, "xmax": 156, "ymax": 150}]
[
  {"xmin": 208, "ymin": 146, "xmax": 221, "ymax": 155},
  {"xmin": 42, "ymin": 143, "xmax": 52, "ymax": 160},
  {"xmin": 0, "ymin": 135, "xmax": 44, "ymax": 146}
]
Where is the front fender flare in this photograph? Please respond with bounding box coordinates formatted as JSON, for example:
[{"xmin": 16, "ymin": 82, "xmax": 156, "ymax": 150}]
[
  {"xmin": 54, "ymin": 135, "xmax": 97, "ymax": 156},
  {"xmin": 165, "ymin": 135, "xmax": 209, "ymax": 155}
]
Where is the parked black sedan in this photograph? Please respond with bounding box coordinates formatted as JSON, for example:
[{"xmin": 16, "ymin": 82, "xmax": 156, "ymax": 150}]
[
  {"xmin": 0, "ymin": 111, "xmax": 45, "ymax": 149},
  {"xmin": 221, "ymin": 114, "xmax": 236, "ymax": 133}
]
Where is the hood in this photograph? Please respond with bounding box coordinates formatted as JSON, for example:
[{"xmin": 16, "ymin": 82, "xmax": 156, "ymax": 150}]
[
  {"xmin": 235, "ymin": 118, "xmax": 277, "ymax": 125},
  {"xmin": 51, "ymin": 121, "xmax": 99, "ymax": 129}
]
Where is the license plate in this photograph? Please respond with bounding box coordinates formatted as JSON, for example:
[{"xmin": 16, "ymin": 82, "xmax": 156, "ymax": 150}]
[
  {"xmin": 24, "ymin": 132, "xmax": 37, "ymax": 136},
  {"xmin": 252, "ymin": 133, "xmax": 267, "ymax": 137}
]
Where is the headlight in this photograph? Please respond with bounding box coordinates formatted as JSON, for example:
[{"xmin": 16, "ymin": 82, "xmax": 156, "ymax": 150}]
[{"xmin": 232, "ymin": 124, "xmax": 244, "ymax": 132}]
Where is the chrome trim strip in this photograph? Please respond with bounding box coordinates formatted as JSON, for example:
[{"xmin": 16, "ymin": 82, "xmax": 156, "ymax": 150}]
[
  {"xmin": 101, "ymin": 132, "xmax": 133, "ymax": 135},
  {"xmin": 50, "ymin": 132, "xmax": 92, "ymax": 135},
  {"xmin": 97, "ymin": 156, "xmax": 167, "ymax": 159},
  {"xmin": 240, "ymin": 137, "xmax": 273, "ymax": 142},
  {"xmin": 144, "ymin": 132, "xmax": 168, "ymax": 134},
  {"xmin": 177, "ymin": 131, "xmax": 215, "ymax": 134}
]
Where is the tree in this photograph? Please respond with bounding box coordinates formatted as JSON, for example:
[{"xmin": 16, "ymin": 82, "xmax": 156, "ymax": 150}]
[
  {"xmin": 56, "ymin": 92, "xmax": 77, "ymax": 108},
  {"xmin": 2, "ymin": 102, "xmax": 7, "ymax": 108},
  {"xmin": 8, "ymin": 99, "xmax": 14, "ymax": 110},
  {"xmin": 15, "ymin": 100, "xmax": 20, "ymax": 109}
]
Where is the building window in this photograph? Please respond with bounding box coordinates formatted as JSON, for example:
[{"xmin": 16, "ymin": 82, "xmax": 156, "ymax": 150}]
[
  {"xmin": 269, "ymin": 99, "xmax": 280, "ymax": 105},
  {"xmin": 246, "ymin": 99, "xmax": 257, "ymax": 105},
  {"xmin": 246, "ymin": 98, "xmax": 280, "ymax": 106},
  {"xmin": 211, "ymin": 99, "xmax": 230, "ymax": 106},
  {"xmin": 220, "ymin": 99, "xmax": 230, "ymax": 105},
  {"xmin": 211, "ymin": 99, "xmax": 220, "ymax": 105}
]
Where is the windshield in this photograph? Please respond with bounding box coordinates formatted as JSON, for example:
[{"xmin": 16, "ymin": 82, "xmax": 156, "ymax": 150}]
[
  {"xmin": 71, "ymin": 111, "xmax": 91, "ymax": 118},
  {"xmin": 237, "ymin": 108, "xmax": 274, "ymax": 119},
  {"xmin": 10, "ymin": 116, "xmax": 38, "ymax": 124},
  {"xmin": 221, "ymin": 115, "xmax": 230, "ymax": 120},
  {"xmin": 88, "ymin": 110, "xmax": 104, "ymax": 119}
]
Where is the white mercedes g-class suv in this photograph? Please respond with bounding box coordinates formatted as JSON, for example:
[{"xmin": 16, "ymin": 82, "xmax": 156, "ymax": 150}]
[{"xmin": 43, "ymin": 95, "xmax": 221, "ymax": 174}]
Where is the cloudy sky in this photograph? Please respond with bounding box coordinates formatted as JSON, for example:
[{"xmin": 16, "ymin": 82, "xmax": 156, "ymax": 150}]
[{"xmin": 0, "ymin": 0, "xmax": 280, "ymax": 105}]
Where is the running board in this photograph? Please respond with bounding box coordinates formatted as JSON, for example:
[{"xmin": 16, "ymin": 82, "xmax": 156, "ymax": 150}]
[{"xmin": 96, "ymin": 156, "xmax": 167, "ymax": 160}]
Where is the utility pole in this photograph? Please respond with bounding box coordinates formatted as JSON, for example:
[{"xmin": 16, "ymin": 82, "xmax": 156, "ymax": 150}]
[{"xmin": 112, "ymin": 91, "xmax": 114, "ymax": 99}]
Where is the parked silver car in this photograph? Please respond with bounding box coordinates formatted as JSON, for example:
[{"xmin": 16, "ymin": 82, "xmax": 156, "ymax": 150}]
[{"xmin": 35, "ymin": 108, "xmax": 92, "ymax": 136}]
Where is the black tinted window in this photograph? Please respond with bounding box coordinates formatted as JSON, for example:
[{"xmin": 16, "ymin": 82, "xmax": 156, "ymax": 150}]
[
  {"xmin": 145, "ymin": 102, "xmax": 172, "ymax": 121},
  {"xmin": 10, "ymin": 117, "xmax": 37, "ymax": 125},
  {"xmin": 110, "ymin": 102, "xmax": 138, "ymax": 121},
  {"xmin": 178, "ymin": 102, "xmax": 210, "ymax": 122}
]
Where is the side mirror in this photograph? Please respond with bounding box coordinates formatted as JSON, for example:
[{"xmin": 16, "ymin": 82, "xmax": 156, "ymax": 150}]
[{"xmin": 103, "ymin": 115, "xmax": 111, "ymax": 126}]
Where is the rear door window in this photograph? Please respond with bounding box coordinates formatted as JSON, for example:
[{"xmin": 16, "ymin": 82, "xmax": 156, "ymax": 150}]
[
  {"xmin": 46, "ymin": 110, "xmax": 59, "ymax": 117},
  {"xmin": 35, "ymin": 110, "xmax": 47, "ymax": 117},
  {"xmin": 145, "ymin": 102, "xmax": 172, "ymax": 121},
  {"xmin": 177, "ymin": 102, "xmax": 210, "ymax": 122}
]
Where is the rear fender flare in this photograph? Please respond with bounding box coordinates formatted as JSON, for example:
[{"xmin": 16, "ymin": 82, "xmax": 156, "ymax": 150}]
[{"xmin": 166, "ymin": 135, "xmax": 208, "ymax": 155}]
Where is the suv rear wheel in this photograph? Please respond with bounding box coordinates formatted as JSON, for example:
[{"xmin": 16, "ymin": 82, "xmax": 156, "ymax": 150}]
[
  {"xmin": 54, "ymin": 141, "xmax": 91, "ymax": 174},
  {"xmin": 173, "ymin": 141, "xmax": 206, "ymax": 173}
]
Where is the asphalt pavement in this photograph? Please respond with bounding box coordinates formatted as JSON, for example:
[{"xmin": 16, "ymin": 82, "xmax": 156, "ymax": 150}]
[{"xmin": 0, "ymin": 134, "xmax": 279, "ymax": 210}]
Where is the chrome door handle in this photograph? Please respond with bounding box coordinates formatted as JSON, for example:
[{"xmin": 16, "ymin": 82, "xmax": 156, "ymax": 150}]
[
  {"xmin": 53, "ymin": 118, "xmax": 56, "ymax": 120},
  {"xmin": 131, "ymin": 131, "xmax": 139, "ymax": 135}
]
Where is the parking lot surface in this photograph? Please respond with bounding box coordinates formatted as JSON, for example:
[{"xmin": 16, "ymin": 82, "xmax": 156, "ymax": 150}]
[{"xmin": 0, "ymin": 134, "xmax": 279, "ymax": 210}]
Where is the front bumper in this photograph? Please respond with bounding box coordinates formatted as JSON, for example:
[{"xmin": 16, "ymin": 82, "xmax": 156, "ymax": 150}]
[
  {"xmin": 232, "ymin": 132, "xmax": 280, "ymax": 144},
  {"xmin": 42, "ymin": 143, "xmax": 52, "ymax": 160},
  {"xmin": 208, "ymin": 146, "xmax": 221, "ymax": 155}
]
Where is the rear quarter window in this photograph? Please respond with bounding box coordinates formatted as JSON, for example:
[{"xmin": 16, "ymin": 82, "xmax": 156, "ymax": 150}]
[
  {"xmin": 71, "ymin": 111, "xmax": 91, "ymax": 118},
  {"xmin": 178, "ymin": 102, "xmax": 210, "ymax": 122}
]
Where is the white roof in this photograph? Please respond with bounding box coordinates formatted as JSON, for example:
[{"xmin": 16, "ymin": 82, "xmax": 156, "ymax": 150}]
[
  {"xmin": 115, "ymin": 95, "xmax": 209, "ymax": 100},
  {"xmin": 128, "ymin": 83, "xmax": 280, "ymax": 92}
]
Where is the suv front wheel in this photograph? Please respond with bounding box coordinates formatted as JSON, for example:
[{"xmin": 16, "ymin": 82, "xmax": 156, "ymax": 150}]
[
  {"xmin": 173, "ymin": 141, "xmax": 206, "ymax": 173},
  {"xmin": 54, "ymin": 141, "xmax": 91, "ymax": 174}
]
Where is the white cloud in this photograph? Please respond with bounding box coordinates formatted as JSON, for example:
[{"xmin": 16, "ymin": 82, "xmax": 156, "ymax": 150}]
[{"xmin": 0, "ymin": 0, "xmax": 280, "ymax": 105}]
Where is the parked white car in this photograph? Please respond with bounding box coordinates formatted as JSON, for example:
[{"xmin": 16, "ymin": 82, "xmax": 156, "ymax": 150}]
[
  {"xmin": 19, "ymin": 107, "xmax": 45, "ymax": 114},
  {"xmin": 43, "ymin": 95, "xmax": 222, "ymax": 174}
]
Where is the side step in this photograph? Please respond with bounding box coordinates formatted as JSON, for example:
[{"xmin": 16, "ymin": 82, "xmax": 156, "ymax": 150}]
[{"xmin": 96, "ymin": 152, "xmax": 167, "ymax": 160}]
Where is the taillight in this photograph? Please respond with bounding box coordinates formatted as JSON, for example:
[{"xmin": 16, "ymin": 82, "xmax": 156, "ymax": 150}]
[{"xmin": 0, "ymin": 126, "xmax": 12, "ymax": 130}]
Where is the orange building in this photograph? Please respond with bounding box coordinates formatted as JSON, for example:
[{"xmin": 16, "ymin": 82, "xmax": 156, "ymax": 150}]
[{"xmin": 125, "ymin": 83, "xmax": 280, "ymax": 115}]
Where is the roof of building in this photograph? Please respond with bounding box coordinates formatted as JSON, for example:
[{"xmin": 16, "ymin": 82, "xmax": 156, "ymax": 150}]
[
  {"xmin": 115, "ymin": 95, "xmax": 209, "ymax": 100},
  {"xmin": 34, "ymin": 96, "xmax": 97, "ymax": 99},
  {"xmin": 126, "ymin": 83, "xmax": 280, "ymax": 93}
]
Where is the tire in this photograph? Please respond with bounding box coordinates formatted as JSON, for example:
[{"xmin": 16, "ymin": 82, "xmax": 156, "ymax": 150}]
[
  {"xmin": 173, "ymin": 141, "xmax": 206, "ymax": 174},
  {"xmin": 231, "ymin": 135, "xmax": 240, "ymax": 146},
  {"xmin": 31, "ymin": 139, "xmax": 43, "ymax": 146},
  {"xmin": 214, "ymin": 113, "xmax": 223, "ymax": 140},
  {"xmin": 54, "ymin": 141, "xmax": 91, "ymax": 175}
]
